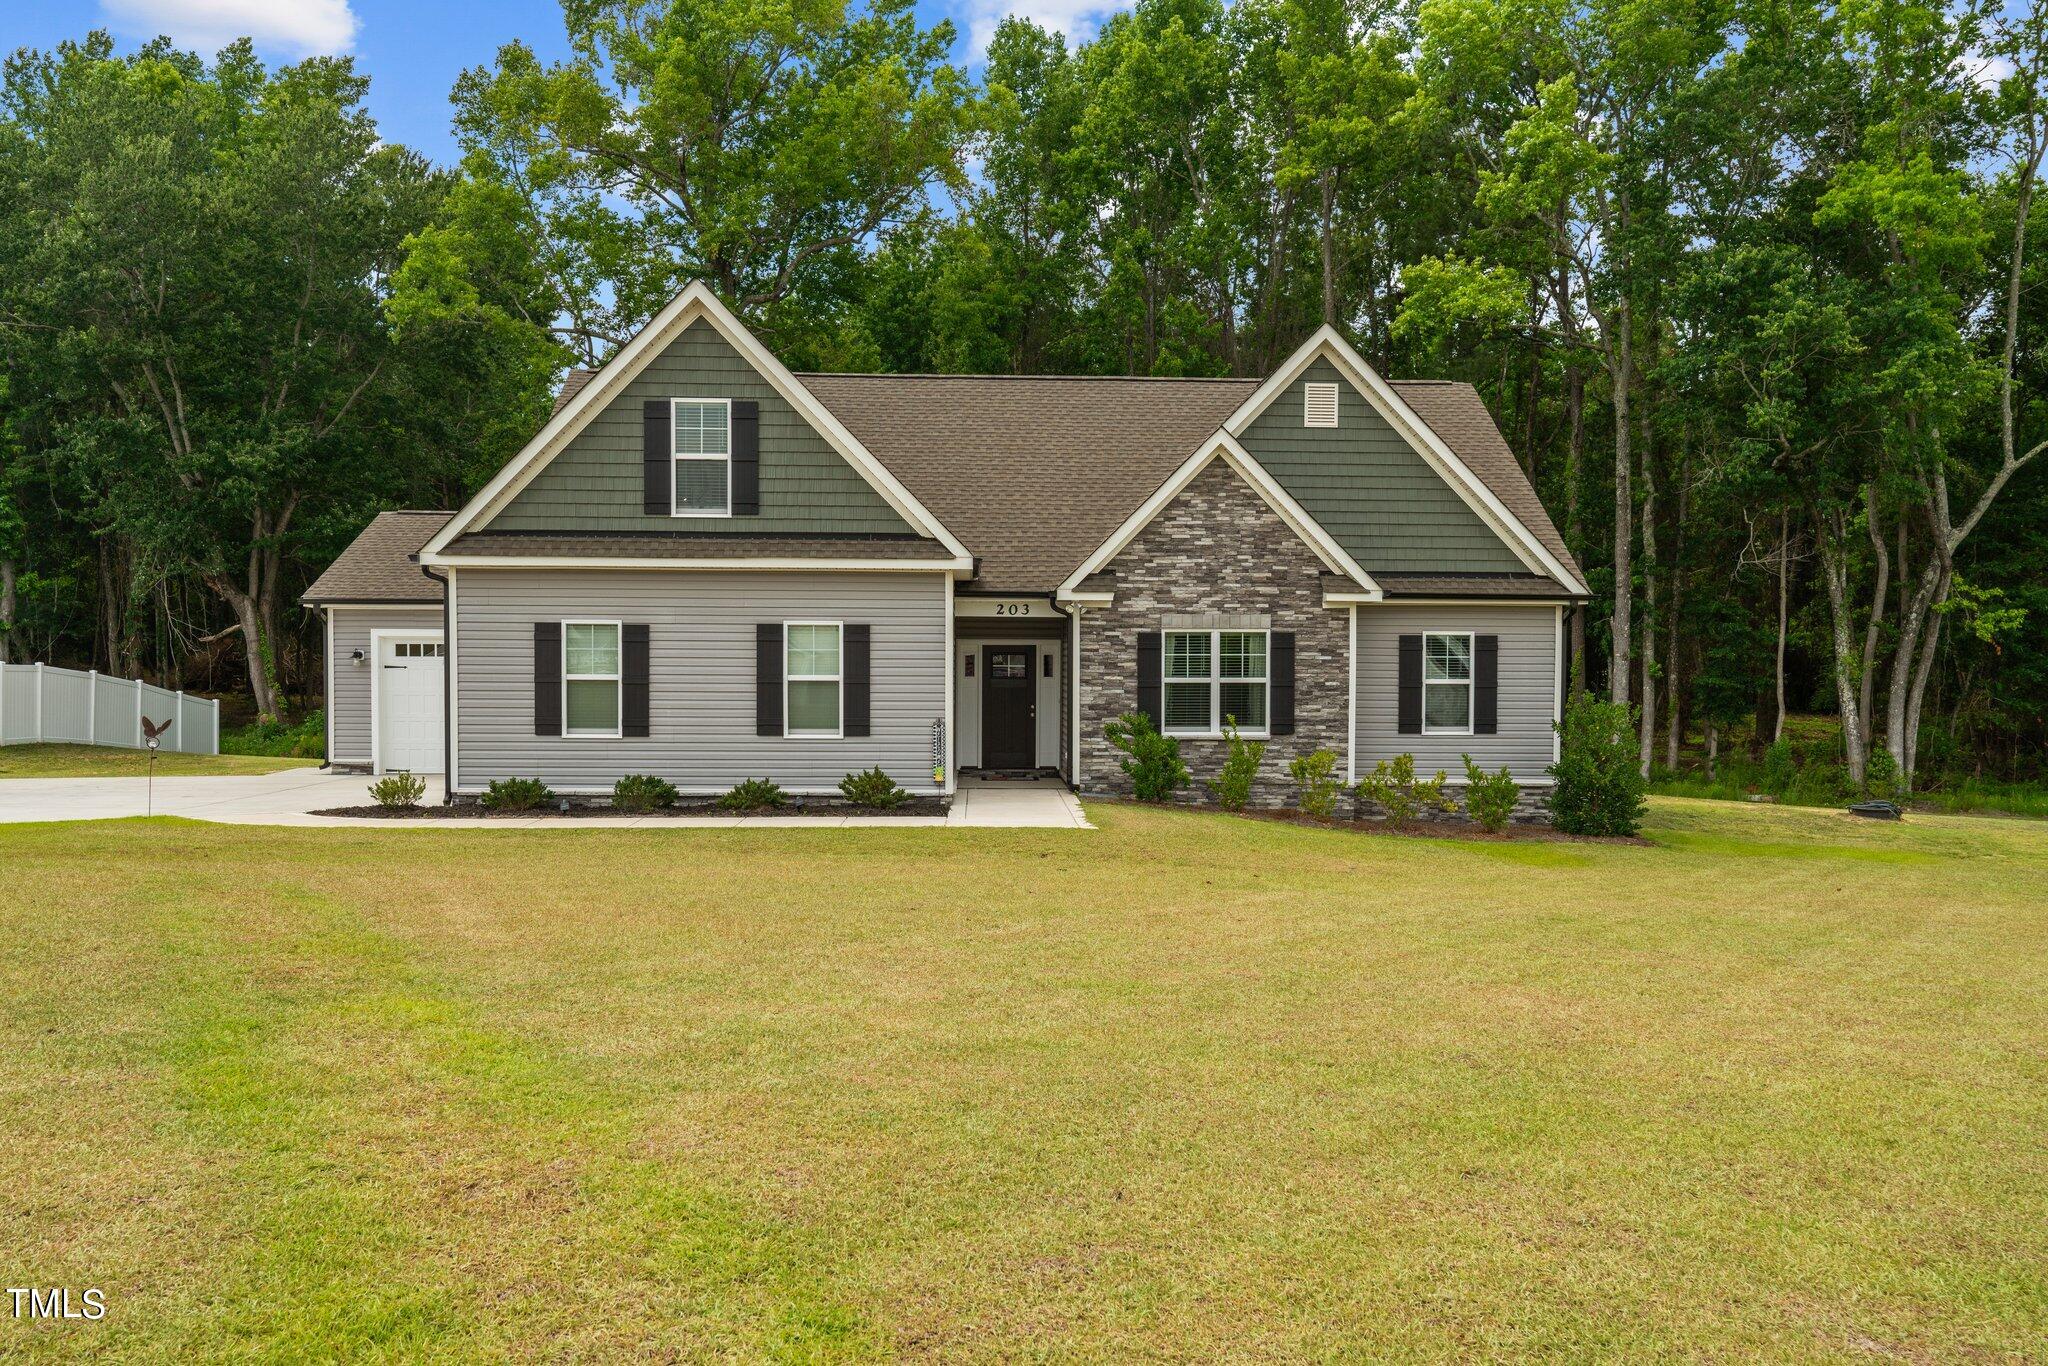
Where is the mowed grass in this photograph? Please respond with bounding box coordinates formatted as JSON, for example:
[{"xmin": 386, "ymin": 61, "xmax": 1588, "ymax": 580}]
[
  {"xmin": 2, "ymin": 800, "xmax": 2045, "ymax": 1360},
  {"xmin": 0, "ymin": 743, "xmax": 314, "ymax": 779}
]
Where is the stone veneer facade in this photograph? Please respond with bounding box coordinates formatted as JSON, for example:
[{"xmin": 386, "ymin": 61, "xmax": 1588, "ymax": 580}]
[{"xmin": 1077, "ymin": 458, "xmax": 1350, "ymax": 806}]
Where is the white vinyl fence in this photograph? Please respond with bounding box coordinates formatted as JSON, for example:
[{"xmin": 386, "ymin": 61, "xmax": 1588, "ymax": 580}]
[{"xmin": 0, "ymin": 662, "xmax": 220, "ymax": 755}]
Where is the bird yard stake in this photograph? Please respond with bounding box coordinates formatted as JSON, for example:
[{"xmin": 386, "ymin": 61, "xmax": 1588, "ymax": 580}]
[{"xmin": 141, "ymin": 715, "xmax": 171, "ymax": 816}]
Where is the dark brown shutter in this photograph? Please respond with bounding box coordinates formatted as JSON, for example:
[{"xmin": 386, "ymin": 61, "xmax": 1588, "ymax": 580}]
[
  {"xmin": 1270, "ymin": 631, "xmax": 1296, "ymax": 736},
  {"xmin": 1136, "ymin": 631, "xmax": 1162, "ymax": 727},
  {"xmin": 755, "ymin": 624, "xmax": 783, "ymax": 736},
  {"xmin": 622, "ymin": 624, "xmax": 650, "ymax": 737},
  {"xmin": 843, "ymin": 624, "xmax": 871, "ymax": 737},
  {"xmin": 534, "ymin": 621, "xmax": 562, "ymax": 736},
  {"xmin": 1475, "ymin": 634, "xmax": 1499, "ymax": 734},
  {"xmin": 1397, "ymin": 634, "xmax": 1423, "ymax": 735},
  {"xmin": 731, "ymin": 400, "xmax": 760, "ymax": 515},
  {"xmin": 643, "ymin": 400, "xmax": 670, "ymax": 515}
]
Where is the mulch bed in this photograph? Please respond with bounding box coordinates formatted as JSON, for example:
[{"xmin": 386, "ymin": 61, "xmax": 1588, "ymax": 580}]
[
  {"xmin": 1095, "ymin": 800, "xmax": 1651, "ymax": 845},
  {"xmin": 311, "ymin": 798, "xmax": 950, "ymax": 820}
]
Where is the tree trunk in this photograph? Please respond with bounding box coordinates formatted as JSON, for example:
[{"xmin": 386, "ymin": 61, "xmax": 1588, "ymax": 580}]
[
  {"xmin": 1565, "ymin": 362, "xmax": 1585, "ymax": 560},
  {"xmin": 1637, "ymin": 416, "xmax": 1657, "ymax": 777},
  {"xmin": 0, "ymin": 558, "xmax": 14, "ymax": 665},
  {"xmin": 211, "ymin": 579, "xmax": 280, "ymax": 722},
  {"xmin": 1318, "ymin": 167, "xmax": 1337, "ymax": 328},
  {"xmin": 1705, "ymin": 720, "xmax": 1719, "ymax": 781},
  {"xmin": 1856, "ymin": 488, "xmax": 1890, "ymax": 747},
  {"xmin": 1665, "ymin": 441, "xmax": 1687, "ymax": 770},
  {"xmin": 1609, "ymin": 320, "xmax": 1633, "ymax": 708},
  {"xmin": 1903, "ymin": 594, "xmax": 1944, "ymax": 782},
  {"xmin": 1883, "ymin": 552, "xmax": 1944, "ymax": 784},
  {"xmin": 1773, "ymin": 508, "xmax": 1790, "ymax": 744},
  {"xmin": 1815, "ymin": 515, "xmax": 1869, "ymax": 785}
]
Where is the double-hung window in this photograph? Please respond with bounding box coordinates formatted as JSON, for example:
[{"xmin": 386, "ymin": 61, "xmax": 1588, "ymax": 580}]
[
  {"xmin": 1163, "ymin": 629, "xmax": 1268, "ymax": 736},
  {"xmin": 672, "ymin": 399, "xmax": 731, "ymax": 516},
  {"xmin": 786, "ymin": 622, "xmax": 842, "ymax": 738},
  {"xmin": 1423, "ymin": 631, "xmax": 1474, "ymax": 733},
  {"xmin": 563, "ymin": 621, "xmax": 622, "ymax": 737}
]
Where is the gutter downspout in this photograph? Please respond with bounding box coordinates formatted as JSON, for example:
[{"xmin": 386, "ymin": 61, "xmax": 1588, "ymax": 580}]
[{"xmin": 418, "ymin": 559, "xmax": 452, "ymax": 805}]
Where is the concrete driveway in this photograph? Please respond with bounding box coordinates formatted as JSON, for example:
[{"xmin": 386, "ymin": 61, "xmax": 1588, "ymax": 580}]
[{"xmin": 0, "ymin": 767, "xmax": 1090, "ymax": 829}]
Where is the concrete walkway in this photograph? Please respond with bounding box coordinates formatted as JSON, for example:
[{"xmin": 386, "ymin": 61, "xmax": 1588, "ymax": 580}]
[{"xmin": 0, "ymin": 767, "xmax": 1091, "ymax": 830}]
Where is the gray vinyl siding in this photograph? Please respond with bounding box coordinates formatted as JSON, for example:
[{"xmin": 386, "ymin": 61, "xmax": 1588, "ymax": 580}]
[
  {"xmin": 485, "ymin": 319, "xmax": 915, "ymax": 536},
  {"xmin": 1355, "ymin": 604, "xmax": 1561, "ymax": 781},
  {"xmin": 453, "ymin": 568, "xmax": 946, "ymax": 793},
  {"xmin": 1241, "ymin": 360, "xmax": 1527, "ymax": 575},
  {"xmin": 326, "ymin": 606, "xmax": 442, "ymax": 764}
]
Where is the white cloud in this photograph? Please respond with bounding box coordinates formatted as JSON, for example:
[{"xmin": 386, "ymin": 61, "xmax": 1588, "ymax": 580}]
[
  {"xmin": 102, "ymin": 0, "xmax": 359, "ymax": 58},
  {"xmin": 1964, "ymin": 51, "xmax": 2016, "ymax": 91},
  {"xmin": 958, "ymin": 0, "xmax": 1126, "ymax": 60}
]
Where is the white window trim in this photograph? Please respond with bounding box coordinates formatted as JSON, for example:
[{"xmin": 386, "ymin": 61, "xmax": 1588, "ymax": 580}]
[
  {"xmin": 1421, "ymin": 629, "xmax": 1475, "ymax": 737},
  {"xmin": 784, "ymin": 619, "xmax": 844, "ymax": 740},
  {"xmin": 562, "ymin": 619, "xmax": 624, "ymax": 739},
  {"xmin": 1161, "ymin": 628, "xmax": 1271, "ymax": 740},
  {"xmin": 671, "ymin": 397, "xmax": 733, "ymax": 519}
]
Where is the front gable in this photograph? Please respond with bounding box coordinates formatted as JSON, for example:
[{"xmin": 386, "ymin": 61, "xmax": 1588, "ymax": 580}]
[
  {"xmin": 1225, "ymin": 329, "xmax": 1587, "ymax": 593},
  {"xmin": 1239, "ymin": 359, "xmax": 1525, "ymax": 575},
  {"xmin": 485, "ymin": 319, "xmax": 913, "ymax": 537},
  {"xmin": 1059, "ymin": 433, "xmax": 1379, "ymax": 603},
  {"xmin": 422, "ymin": 283, "xmax": 970, "ymax": 564}
]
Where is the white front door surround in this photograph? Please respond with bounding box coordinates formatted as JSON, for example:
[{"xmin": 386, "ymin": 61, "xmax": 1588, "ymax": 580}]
[
  {"xmin": 371, "ymin": 629, "xmax": 445, "ymax": 775},
  {"xmin": 956, "ymin": 632, "xmax": 1062, "ymax": 770}
]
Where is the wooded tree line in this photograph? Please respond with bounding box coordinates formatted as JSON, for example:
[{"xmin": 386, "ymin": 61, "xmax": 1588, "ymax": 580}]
[{"xmin": 1, "ymin": 0, "xmax": 2043, "ymax": 791}]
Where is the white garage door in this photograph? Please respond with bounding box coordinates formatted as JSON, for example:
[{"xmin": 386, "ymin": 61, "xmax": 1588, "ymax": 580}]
[{"xmin": 376, "ymin": 634, "xmax": 445, "ymax": 775}]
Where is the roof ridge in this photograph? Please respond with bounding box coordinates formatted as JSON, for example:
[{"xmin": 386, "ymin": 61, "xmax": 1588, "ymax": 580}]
[{"xmin": 796, "ymin": 371, "xmax": 1260, "ymax": 384}]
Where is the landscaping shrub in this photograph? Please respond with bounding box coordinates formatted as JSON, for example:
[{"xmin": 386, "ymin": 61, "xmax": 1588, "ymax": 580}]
[
  {"xmin": 1103, "ymin": 711, "xmax": 1190, "ymax": 802},
  {"xmin": 840, "ymin": 766, "xmax": 909, "ymax": 808},
  {"xmin": 481, "ymin": 777, "xmax": 553, "ymax": 812},
  {"xmin": 1461, "ymin": 755, "xmax": 1519, "ymax": 833},
  {"xmin": 1548, "ymin": 693, "xmax": 1645, "ymax": 835},
  {"xmin": 1355, "ymin": 754, "xmax": 1456, "ymax": 828},
  {"xmin": 1210, "ymin": 716, "xmax": 1265, "ymax": 811},
  {"xmin": 1789, "ymin": 759, "xmax": 1853, "ymax": 805},
  {"xmin": 1863, "ymin": 746, "xmax": 1900, "ymax": 800},
  {"xmin": 369, "ymin": 769, "xmax": 425, "ymax": 810},
  {"xmin": 612, "ymin": 773, "xmax": 678, "ymax": 812},
  {"xmin": 223, "ymin": 709, "xmax": 325, "ymax": 759},
  {"xmin": 1760, "ymin": 739, "xmax": 1797, "ymax": 794},
  {"xmin": 718, "ymin": 777, "xmax": 788, "ymax": 811},
  {"xmin": 1287, "ymin": 748, "xmax": 1342, "ymax": 819}
]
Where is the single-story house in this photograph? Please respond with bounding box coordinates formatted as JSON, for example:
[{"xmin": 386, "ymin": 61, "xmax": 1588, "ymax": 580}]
[{"xmin": 302, "ymin": 282, "xmax": 1588, "ymax": 808}]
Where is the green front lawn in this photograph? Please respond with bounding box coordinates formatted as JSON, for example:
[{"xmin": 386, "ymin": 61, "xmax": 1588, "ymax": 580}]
[
  {"xmin": 0, "ymin": 743, "xmax": 317, "ymax": 779},
  {"xmin": 3, "ymin": 800, "xmax": 2044, "ymax": 1359}
]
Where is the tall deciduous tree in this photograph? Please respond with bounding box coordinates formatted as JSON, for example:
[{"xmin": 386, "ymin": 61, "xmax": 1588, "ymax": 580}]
[{"xmin": 448, "ymin": 0, "xmax": 979, "ymax": 356}]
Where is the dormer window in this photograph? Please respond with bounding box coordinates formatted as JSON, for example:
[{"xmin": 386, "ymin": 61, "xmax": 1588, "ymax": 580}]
[
  {"xmin": 672, "ymin": 398, "xmax": 731, "ymax": 516},
  {"xmin": 1304, "ymin": 382, "xmax": 1339, "ymax": 427}
]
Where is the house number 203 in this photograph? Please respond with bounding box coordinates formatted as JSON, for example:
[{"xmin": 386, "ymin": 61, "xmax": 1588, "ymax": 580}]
[{"xmin": 993, "ymin": 602, "xmax": 1032, "ymax": 616}]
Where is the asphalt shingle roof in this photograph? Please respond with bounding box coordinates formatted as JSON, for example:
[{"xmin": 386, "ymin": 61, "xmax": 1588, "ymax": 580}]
[
  {"xmin": 301, "ymin": 511, "xmax": 452, "ymax": 604},
  {"xmin": 796, "ymin": 372, "xmax": 1581, "ymax": 594},
  {"xmin": 311, "ymin": 370, "xmax": 1583, "ymax": 603},
  {"xmin": 797, "ymin": 373, "xmax": 1259, "ymax": 593}
]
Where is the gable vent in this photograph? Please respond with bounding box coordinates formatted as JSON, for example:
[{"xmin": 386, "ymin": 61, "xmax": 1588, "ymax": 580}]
[{"xmin": 1304, "ymin": 382, "xmax": 1340, "ymax": 427}]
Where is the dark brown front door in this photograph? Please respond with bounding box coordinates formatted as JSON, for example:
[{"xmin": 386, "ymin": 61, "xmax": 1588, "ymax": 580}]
[{"xmin": 982, "ymin": 646, "xmax": 1036, "ymax": 769}]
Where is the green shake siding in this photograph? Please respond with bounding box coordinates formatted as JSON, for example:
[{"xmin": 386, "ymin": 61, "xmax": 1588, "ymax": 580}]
[
  {"xmin": 1240, "ymin": 360, "xmax": 1527, "ymax": 575},
  {"xmin": 485, "ymin": 319, "xmax": 916, "ymax": 537}
]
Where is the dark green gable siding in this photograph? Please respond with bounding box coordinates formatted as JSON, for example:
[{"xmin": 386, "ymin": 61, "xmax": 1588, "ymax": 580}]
[
  {"xmin": 484, "ymin": 319, "xmax": 915, "ymax": 536},
  {"xmin": 1240, "ymin": 359, "xmax": 1526, "ymax": 574}
]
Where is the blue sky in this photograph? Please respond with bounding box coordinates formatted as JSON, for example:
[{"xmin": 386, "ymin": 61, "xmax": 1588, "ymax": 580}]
[{"xmin": 0, "ymin": 0, "xmax": 1127, "ymax": 166}]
